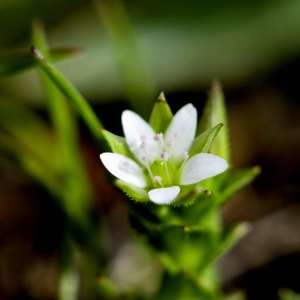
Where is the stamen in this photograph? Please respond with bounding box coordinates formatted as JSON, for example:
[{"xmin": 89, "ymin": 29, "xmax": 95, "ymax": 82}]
[{"xmin": 154, "ymin": 133, "xmax": 164, "ymax": 146}]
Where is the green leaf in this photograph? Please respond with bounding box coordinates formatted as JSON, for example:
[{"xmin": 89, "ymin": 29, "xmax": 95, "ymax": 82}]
[
  {"xmin": 189, "ymin": 123, "xmax": 223, "ymax": 156},
  {"xmin": 116, "ymin": 179, "xmax": 148, "ymax": 202},
  {"xmin": 149, "ymin": 92, "xmax": 173, "ymax": 132},
  {"xmin": 217, "ymin": 166, "xmax": 261, "ymax": 204},
  {"xmin": 102, "ymin": 129, "xmax": 132, "ymax": 157},
  {"xmin": 32, "ymin": 21, "xmax": 92, "ymax": 221},
  {"xmin": 198, "ymin": 223, "xmax": 250, "ymax": 271},
  {"xmin": 199, "ymin": 81, "xmax": 230, "ymax": 161},
  {"xmin": 217, "ymin": 223, "xmax": 250, "ymax": 258},
  {"xmin": 31, "ymin": 46, "xmax": 105, "ymax": 146},
  {"xmin": 0, "ymin": 47, "xmax": 79, "ymax": 77}
]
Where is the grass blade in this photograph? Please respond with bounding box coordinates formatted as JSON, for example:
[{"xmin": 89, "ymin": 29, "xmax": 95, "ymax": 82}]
[{"xmin": 31, "ymin": 46, "xmax": 105, "ymax": 146}]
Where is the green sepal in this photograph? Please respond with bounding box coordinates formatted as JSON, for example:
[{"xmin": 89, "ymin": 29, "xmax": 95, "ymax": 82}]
[
  {"xmin": 149, "ymin": 92, "xmax": 173, "ymax": 132},
  {"xmin": 102, "ymin": 129, "xmax": 132, "ymax": 157},
  {"xmin": 217, "ymin": 166, "xmax": 261, "ymax": 205},
  {"xmin": 115, "ymin": 180, "xmax": 148, "ymax": 202},
  {"xmin": 189, "ymin": 123, "xmax": 223, "ymax": 156},
  {"xmin": 199, "ymin": 81, "xmax": 230, "ymax": 161}
]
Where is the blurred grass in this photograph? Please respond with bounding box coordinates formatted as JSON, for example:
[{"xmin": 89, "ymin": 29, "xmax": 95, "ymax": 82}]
[
  {"xmin": 96, "ymin": 0, "xmax": 155, "ymax": 115},
  {"xmin": 32, "ymin": 20, "xmax": 93, "ymax": 222},
  {"xmin": 1, "ymin": 0, "xmax": 300, "ymax": 114}
]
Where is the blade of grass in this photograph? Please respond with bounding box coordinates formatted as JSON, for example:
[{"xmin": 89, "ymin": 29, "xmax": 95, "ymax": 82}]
[
  {"xmin": 95, "ymin": 0, "xmax": 155, "ymax": 116},
  {"xmin": 31, "ymin": 46, "xmax": 106, "ymax": 147},
  {"xmin": 32, "ymin": 20, "xmax": 93, "ymax": 220}
]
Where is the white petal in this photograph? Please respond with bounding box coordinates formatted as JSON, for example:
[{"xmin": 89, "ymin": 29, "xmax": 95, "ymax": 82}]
[
  {"xmin": 165, "ymin": 103, "xmax": 197, "ymax": 159},
  {"xmin": 181, "ymin": 153, "xmax": 228, "ymax": 185},
  {"xmin": 100, "ymin": 152, "xmax": 147, "ymax": 188},
  {"xmin": 148, "ymin": 186, "xmax": 180, "ymax": 205},
  {"xmin": 121, "ymin": 110, "xmax": 161, "ymax": 165}
]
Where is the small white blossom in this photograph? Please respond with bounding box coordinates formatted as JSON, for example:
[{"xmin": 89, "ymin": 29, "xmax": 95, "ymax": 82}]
[{"xmin": 100, "ymin": 104, "xmax": 228, "ymax": 205}]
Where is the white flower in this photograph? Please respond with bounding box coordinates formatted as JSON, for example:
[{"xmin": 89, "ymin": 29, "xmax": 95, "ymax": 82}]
[{"xmin": 100, "ymin": 104, "xmax": 228, "ymax": 205}]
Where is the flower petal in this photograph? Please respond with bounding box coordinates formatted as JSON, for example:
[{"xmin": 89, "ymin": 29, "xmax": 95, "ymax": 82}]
[
  {"xmin": 181, "ymin": 153, "xmax": 228, "ymax": 185},
  {"xmin": 148, "ymin": 186, "xmax": 180, "ymax": 205},
  {"xmin": 122, "ymin": 110, "xmax": 161, "ymax": 165},
  {"xmin": 100, "ymin": 152, "xmax": 147, "ymax": 188},
  {"xmin": 165, "ymin": 103, "xmax": 197, "ymax": 159}
]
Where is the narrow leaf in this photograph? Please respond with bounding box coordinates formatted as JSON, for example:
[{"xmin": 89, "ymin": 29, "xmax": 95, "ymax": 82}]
[
  {"xmin": 189, "ymin": 123, "xmax": 223, "ymax": 156},
  {"xmin": 199, "ymin": 223, "xmax": 250, "ymax": 270},
  {"xmin": 217, "ymin": 166, "xmax": 261, "ymax": 204},
  {"xmin": 31, "ymin": 46, "xmax": 105, "ymax": 146},
  {"xmin": 32, "ymin": 21, "xmax": 92, "ymax": 219},
  {"xmin": 199, "ymin": 81, "xmax": 230, "ymax": 161},
  {"xmin": 95, "ymin": 0, "xmax": 154, "ymax": 116},
  {"xmin": 149, "ymin": 92, "xmax": 173, "ymax": 132}
]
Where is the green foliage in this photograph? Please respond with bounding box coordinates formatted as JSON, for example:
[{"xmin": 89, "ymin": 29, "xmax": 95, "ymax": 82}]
[
  {"xmin": 31, "ymin": 46, "xmax": 105, "ymax": 146},
  {"xmin": 95, "ymin": 0, "xmax": 155, "ymax": 116},
  {"xmin": 32, "ymin": 21, "xmax": 92, "ymax": 222}
]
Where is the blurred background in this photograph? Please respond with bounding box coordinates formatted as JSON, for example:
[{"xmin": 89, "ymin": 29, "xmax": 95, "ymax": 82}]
[{"xmin": 0, "ymin": 0, "xmax": 300, "ymax": 299}]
